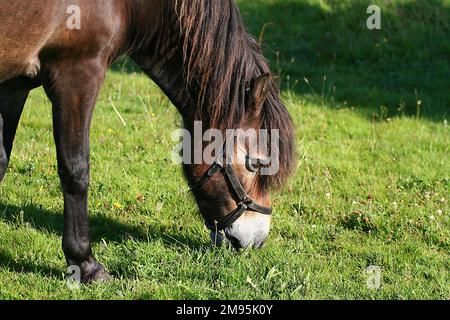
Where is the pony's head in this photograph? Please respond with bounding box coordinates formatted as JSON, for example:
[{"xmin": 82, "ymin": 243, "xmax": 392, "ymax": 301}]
[{"xmin": 178, "ymin": 0, "xmax": 295, "ymax": 249}]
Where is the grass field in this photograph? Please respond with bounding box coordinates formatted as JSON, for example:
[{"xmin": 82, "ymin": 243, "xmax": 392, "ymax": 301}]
[{"xmin": 0, "ymin": 0, "xmax": 449, "ymax": 299}]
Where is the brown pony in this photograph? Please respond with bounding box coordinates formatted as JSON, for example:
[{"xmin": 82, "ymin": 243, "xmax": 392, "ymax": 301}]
[{"xmin": 0, "ymin": 0, "xmax": 295, "ymax": 283}]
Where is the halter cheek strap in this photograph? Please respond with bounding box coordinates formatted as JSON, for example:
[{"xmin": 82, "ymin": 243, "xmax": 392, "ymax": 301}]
[{"xmin": 189, "ymin": 158, "xmax": 273, "ymax": 231}]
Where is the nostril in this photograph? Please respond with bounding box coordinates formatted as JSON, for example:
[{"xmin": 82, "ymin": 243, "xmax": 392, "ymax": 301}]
[
  {"xmin": 251, "ymin": 230, "xmax": 269, "ymax": 249},
  {"xmin": 254, "ymin": 240, "xmax": 266, "ymax": 249},
  {"xmin": 255, "ymin": 238, "xmax": 267, "ymax": 249}
]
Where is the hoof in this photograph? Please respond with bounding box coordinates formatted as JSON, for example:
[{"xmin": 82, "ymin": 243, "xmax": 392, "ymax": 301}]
[{"xmin": 79, "ymin": 260, "xmax": 112, "ymax": 284}]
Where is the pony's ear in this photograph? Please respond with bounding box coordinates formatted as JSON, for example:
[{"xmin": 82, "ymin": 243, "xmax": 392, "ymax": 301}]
[{"xmin": 248, "ymin": 73, "xmax": 271, "ymax": 118}]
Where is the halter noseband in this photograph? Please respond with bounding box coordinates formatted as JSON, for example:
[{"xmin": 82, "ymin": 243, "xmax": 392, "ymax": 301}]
[{"xmin": 189, "ymin": 151, "xmax": 273, "ymax": 231}]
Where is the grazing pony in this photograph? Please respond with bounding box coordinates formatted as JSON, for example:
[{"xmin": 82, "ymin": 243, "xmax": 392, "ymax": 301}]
[{"xmin": 0, "ymin": 0, "xmax": 295, "ymax": 283}]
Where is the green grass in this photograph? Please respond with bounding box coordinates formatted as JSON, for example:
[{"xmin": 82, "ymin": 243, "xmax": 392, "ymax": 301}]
[{"xmin": 0, "ymin": 0, "xmax": 449, "ymax": 299}]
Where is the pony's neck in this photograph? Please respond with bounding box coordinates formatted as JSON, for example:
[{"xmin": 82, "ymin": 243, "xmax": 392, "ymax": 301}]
[{"xmin": 127, "ymin": 0, "xmax": 195, "ymax": 123}]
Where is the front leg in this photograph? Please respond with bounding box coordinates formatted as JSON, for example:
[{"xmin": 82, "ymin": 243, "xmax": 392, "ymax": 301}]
[
  {"xmin": 0, "ymin": 78, "xmax": 36, "ymax": 181},
  {"xmin": 43, "ymin": 58, "xmax": 110, "ymax": 283}
]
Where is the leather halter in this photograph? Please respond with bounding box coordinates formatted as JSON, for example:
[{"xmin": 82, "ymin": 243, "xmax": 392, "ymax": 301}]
[{"xmin": 189, "ymin": 151, "xmax": 273, "ymax": 231}]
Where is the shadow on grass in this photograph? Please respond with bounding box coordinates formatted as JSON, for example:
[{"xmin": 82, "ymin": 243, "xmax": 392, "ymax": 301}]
[
  {"xmin": 0, "ymin": 202, "xmax": 207, "ymax": 250},
  {"xmin": 240, "ymin": 0, "xmax": 450, "ymax": 121},
  {"xmin": 111, "ymin": 0, "xmax": 449, "ymax": 122},
  {"xmin": 0, "ymin": 249, "xmax": 61, "ymax": 279},
  {"xmin": 0, "ymin": 202, "xmax": 209, "ymax": 279}
]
